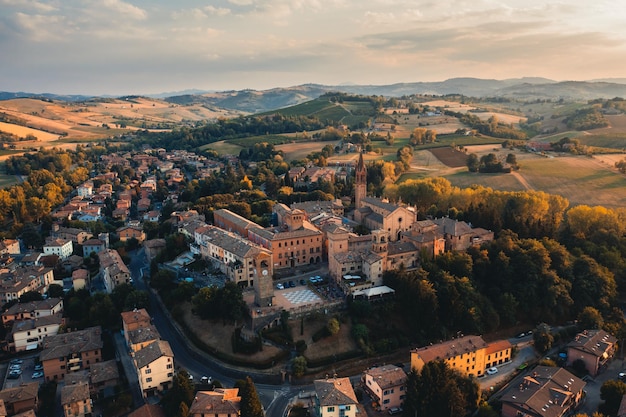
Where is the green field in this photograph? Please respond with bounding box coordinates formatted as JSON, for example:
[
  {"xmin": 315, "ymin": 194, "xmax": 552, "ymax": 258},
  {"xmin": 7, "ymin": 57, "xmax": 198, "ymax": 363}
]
[
  {"xmin": 576, "ymin": 133, "xmax": 626, "ymax": 150},
  {"xmin": 440, "ymin": 155, "xmax": 626, "ymax": 208},
  {"xmin": 0, "ymin": 163, "xmax": 21, "ymax": 188},
  {"xmin": 228, "ymin": 135, "xmax": 294, "ymax": 147},
  {"xmin": 444, "ymin": 170, "xmax": 526, "ymax": 191},
  {"xmin": 260, "ymin": 97, "xmax": 376, "ymax": 125},
  {"xmin": 200, "ymin": 140, "xmax": 243, "ymax": 155}
]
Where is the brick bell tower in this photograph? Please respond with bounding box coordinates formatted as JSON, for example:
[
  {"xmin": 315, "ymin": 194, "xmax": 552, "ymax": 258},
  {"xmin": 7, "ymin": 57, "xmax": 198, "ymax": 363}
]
[{"xmin": 354, "ymin": 152, "xmax": 367, "ymax": 209}]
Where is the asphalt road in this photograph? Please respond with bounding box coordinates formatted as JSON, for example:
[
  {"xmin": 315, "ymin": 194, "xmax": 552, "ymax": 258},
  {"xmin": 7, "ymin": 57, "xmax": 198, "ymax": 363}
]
[{"xmin": 128, "ymin": 248, "xmax": 308, "ymax": 417}]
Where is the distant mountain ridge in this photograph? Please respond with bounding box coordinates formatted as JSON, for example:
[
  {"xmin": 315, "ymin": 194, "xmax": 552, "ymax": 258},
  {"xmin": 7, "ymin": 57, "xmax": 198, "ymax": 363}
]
[{"xmin": 4, "ymin": 77, "xmax": 626, "ymax": 114}]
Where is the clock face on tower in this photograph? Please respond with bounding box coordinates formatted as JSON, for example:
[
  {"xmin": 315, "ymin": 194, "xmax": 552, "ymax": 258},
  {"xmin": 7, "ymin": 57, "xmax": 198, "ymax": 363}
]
[{"xmin": 262, "ymin": 270, "xmax": 268, "ymax": 276}]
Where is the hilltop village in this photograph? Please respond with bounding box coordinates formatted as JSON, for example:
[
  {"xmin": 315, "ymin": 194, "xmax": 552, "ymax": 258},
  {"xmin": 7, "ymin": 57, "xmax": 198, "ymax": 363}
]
[{"xmin": 0, "ymin": 100, "xmax": 623, "ymax": 417}]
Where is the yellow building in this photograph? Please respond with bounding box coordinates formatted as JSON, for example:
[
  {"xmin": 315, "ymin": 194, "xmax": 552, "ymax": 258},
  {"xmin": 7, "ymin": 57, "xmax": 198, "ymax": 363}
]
[{"xmin": 410, "ymin": 335, "xmax": 512, "ymax": 378}]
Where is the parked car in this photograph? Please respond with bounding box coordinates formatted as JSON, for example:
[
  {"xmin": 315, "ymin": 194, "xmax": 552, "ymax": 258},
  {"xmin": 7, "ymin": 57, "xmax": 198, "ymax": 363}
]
[
  {"xmin": 276, "ymin": 283, "xmax": 284, "ymax": 290},
  {"xmin": 288, "ymin": 280, "xmax": 295, "ymax": 288},
  {"xmin": 388, "ymin": 407, "xmax": 403, "ymax": 415},
  {"xmin": 9, "ymin": 359, "xmax": 23, "ymax": 365},
  {"xmin": 299, "ymin": 279, "xmax": 306, "ymax": 286},
  {"xmin": 9, "ymin": 365, "xmax": 21, "ymax": 371},
  {"xmin": 200, "ymin": 376, "xmax": 212, "ymax": 384},
  {"xmin": 8, "ymin": 369, "xmax": 21, "ymax": 379},
  {"xmin": 487, "ymin": 367, "xmax": 498, "ymax": 375},
  {"xmin": 31, "ymin": 371, "xmax": 44, "ymax": 379},
  {"xmin": 34, "ymin": 364, "xmax": 43, "ymax": 371}
]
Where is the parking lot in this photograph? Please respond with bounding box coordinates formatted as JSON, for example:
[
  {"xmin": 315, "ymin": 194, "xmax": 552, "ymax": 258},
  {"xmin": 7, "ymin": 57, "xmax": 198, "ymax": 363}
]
[{"xmin": 3, "ymin": 356, "xmax": 43, "ymax": 389}]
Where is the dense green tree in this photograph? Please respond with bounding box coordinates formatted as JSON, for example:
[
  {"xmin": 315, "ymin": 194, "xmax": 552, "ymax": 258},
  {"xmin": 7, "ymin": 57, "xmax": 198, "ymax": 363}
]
[
  {"xmin": 466, "ymin": 153, "xmax": 480, "ymax": 172},
  {"xmin": 235, "ymin": 376, "xmax": 264, "ymax": 417},
  {"xmin": 162, "ymin": 370, "xmax": 195, "ymax": 417},
  {"xmin": 600, "ymin": 380, "xmax": 626, "ymax": 416},
  {"xmin": 19, "ymin": 291, "xmax": 44, "ymax": 303},
  {"xmin": 405, "ymin": 361, "xmax": 479, "ymax": 417},
  {"xmin": 47, "ymin": 284, "xmax": 64, "ymax": 299},
  {"xmin": 578, "ymin": 306, "xmax": 604, "ymax": 330},
  {"xmin": 533, "ymin": 323, "xmax": 554, "ymax": 354},
  {"xmin": 327, "ymin": 318, "xmax": 340, "ymax": 336},
  {"xmin": 293, "ymin": 356, "xmax": 307, "ymax": 378}
]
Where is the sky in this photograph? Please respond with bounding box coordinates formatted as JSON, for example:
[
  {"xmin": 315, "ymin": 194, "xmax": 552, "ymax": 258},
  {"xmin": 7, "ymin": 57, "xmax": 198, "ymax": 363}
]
[{"xmin": 1, "ymin": 0, "xmax": 625, "ymax": 96}]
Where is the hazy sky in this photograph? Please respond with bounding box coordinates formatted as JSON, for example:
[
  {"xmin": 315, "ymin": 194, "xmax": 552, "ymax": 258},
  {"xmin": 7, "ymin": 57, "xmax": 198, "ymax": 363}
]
[{"xmin": 1, "ymin": 0, "xmax": 625, "ymax": 95}]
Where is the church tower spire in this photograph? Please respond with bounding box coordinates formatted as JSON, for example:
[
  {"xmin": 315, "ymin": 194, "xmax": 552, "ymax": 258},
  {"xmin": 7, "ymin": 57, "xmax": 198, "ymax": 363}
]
[{"xmin": 355, "ymin": 152, "xmax": 367, "ymax": 209}]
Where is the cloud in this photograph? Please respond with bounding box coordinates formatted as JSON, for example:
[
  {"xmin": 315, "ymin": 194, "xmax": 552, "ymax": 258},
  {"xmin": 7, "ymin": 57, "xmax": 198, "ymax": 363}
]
[
  {"xmin": 204, "ymin": 5, "xmax": 231, "ymax": 17},
  {"xmin": 99, "ymin": 0, "xmax": 147, "ymax": 20},
  {"xmin": 0, "ymin": 0, "xmax": 57, "ymax": 13},
  {"xmin": 12, "ymin": 12, "xmax": 73, "ymax": 42}
]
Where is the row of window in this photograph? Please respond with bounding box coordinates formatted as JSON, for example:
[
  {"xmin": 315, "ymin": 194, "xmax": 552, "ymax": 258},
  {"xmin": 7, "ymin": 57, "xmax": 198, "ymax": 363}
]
[
  {"xmin": 145, "ymin": 373, "xmax": 173, "ymax": 383},
  {"xmin": 277, "ymin": 237, "xmax": 321, "ymax": 248}
]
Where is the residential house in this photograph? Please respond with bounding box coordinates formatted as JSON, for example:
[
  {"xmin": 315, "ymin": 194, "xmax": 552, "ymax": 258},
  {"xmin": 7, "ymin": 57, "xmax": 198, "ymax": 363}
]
[
  {"xmin": 82, "ymin": 239, "xmax": 106, "ymax": 257},
  {"xmin": 127, "ymin": 325, "xmax": 161, "ymax": 353},
  {"xmin": 0, "ymin": 266, "xmax": 54, "ymax": 304},
  {"xmin": 313, "ymin": 377, "xmax": 358, "ymax": 417},
  {"xmin": 62, "ymin": 255, "xmax": 84, "ymax": 273},
  {"xmin": 117, "ymin": 226, "xmax": 146, "ymax": 244},
  {"xmin": 0, "ymin": 382, "xmax": 39, "ymax": 415},
  {"xmin": 77, "ymin": 182, "xmax": 94, "ymax": 198},
  {"xmin": 98, "ymin": 249, "xmax": 131, "ymax": 293},
  {"xmin": 89, "ymin": 360, "xmax": 119, "ymax": 399},
  {"xmin": 2, "ymin": 298, "xmax": 63, "ymax": 325},
  {"xmin": 50, "ymin": 226, "xmax": 93, "ymax": 245},
  {"xmin": 410, "ymin": 335, "xmax": 512, "ymax": 378},
  {"xmin": 133, "ymin": 340, "xmax": 174, "ymax": 397},
  {"xmin": 566, "ymin": 329, "xmax": 617, "ymax": 376},
  {"xmin": 128, "ymin": 404, "xmax": 166, "ymax": 417},
  {"xmin": 40, "ymin": 326, "xmax": 103, "ymax": 382},
  {"xmin": 362, "ymin": 365, "xmax": 407, "ymax": 411},
  {"xmin": 43, "ymin": 238, "xmax": 73, "ymax": 260},
  {"xmin": 61, "ymin": 381, "xmax": 92, "ymax": 417},
  {"xmin": 144, "ymin": 211, "xmax": 161, "ymax": 223},
  {"xmin": 500, "ymin": 367, "xmax": 585, "ymax": 417},
  {"xmin": 71, "ymin": 269, "xmax": 89, "ymax": 291},
  {"xmin": 0, "ymin": 239, "xmax": 20, "ymax": 255},
  {"xmin": 143, "ymin": 239, "xmax": 166, "ymax": 260},
  {"xmin": 19, "ymin": 252, "xmax": 42, "ymax": 267},
  {"xmin": 189, "ymin": 389, "xmax": 241, "ymax": 417},
  {"xmin": 121, "ymin": 308, "xmax": 152, "ymax": 342},
  {"xmin": 7, "ymin": 313, "xmax": 63, "ymax": 352}
]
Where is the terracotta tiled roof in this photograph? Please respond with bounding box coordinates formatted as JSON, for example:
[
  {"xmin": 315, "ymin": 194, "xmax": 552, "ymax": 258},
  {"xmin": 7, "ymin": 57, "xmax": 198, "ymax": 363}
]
[
  {"xmin": 364, "ymin": 365, "xmax": 407, "ymax": 390},
  {"xmin": 189, "ymin": 389, "xmax": 241, "ymax": 415},
  {"xmin": 412, "ymin": 335, "xmax": 488, "ymax": 362},
  {"xmin": 128, "ymin": 404, "xmax": 166, "ymax": 417},
  {"xmin": 40, "ymin": 326, "xmax": 103, "ymax": 361},
  {"xmin": 314, "ymin": 377, "xmax": 358, "ymax": 407}
]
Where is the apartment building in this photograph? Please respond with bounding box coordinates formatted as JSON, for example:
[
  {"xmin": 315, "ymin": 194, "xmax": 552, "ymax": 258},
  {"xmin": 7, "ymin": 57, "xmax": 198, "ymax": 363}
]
[{"xmin": 40, "ymin": 326, "xmax": 103, "ymax": 382}]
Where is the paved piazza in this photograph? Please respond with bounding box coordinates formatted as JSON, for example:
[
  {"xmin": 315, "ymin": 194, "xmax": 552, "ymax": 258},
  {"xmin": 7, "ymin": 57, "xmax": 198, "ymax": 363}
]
[{"xmin": 282, "ymin": 289, "xmax": 322, "ymax": 305}]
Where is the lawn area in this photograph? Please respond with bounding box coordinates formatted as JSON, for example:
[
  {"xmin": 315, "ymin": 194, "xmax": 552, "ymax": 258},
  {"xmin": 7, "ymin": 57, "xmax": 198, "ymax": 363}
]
[
  {"xmin": 229, "ymin": 134, "xmax": 294, "ymax": 147},
  {"xmin": 443, "ymin": 171, "xmax": 527, "ymax": 192},
  {"xmin": 200, "ymin": 140, "xmax": 243, "ymax": 155},
  {"xmin": 513, "ymin": 156, "xmax": 626, "ymax": 208}
]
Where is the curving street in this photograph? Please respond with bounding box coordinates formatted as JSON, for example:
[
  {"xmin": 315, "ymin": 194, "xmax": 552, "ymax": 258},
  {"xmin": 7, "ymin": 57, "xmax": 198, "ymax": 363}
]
[{"xmin": 128, "ymin": 248, "xmax": 309, "ymax": 417}]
